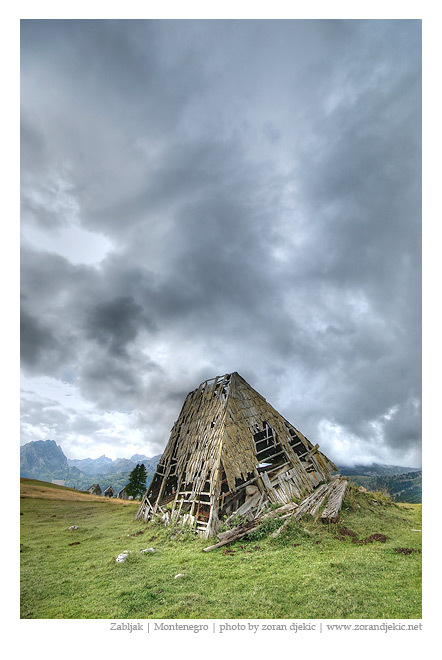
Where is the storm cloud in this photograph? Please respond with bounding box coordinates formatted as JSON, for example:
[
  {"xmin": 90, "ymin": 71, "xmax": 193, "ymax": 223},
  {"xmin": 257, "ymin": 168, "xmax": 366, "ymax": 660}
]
[{"xmin": 20, "ymin": 19, "xmax": 421, "ymax": 465}]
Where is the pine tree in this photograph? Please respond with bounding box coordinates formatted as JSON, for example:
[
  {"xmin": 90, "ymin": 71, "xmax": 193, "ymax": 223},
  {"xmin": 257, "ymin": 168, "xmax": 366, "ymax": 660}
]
[{"xmin": 126, "ymin": 463, "xmax": 148, "ymax": 499}]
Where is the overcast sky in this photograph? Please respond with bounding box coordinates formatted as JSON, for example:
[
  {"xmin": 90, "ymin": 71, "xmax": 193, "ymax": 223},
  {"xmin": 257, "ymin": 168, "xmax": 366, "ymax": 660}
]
[{"xmin": 20, "ymin": 19, "xmax": 421, "ymax": 466}]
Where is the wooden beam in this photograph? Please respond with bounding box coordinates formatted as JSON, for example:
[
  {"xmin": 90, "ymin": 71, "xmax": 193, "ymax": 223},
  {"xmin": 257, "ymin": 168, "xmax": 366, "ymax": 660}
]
[{"xmin": 321, "ymin": 478, "xmax": 348, "ymax": 523}]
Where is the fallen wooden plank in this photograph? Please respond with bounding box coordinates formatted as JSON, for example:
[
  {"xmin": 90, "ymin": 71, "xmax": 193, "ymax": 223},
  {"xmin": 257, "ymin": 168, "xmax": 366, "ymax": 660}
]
[{"xmin": 203, "ymin": 520, "xmax": 262, "ymax": 551}]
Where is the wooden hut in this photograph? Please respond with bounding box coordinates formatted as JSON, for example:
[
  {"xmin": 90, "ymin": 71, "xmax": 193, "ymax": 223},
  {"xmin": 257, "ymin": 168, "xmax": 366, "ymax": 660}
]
[
  {"xmin": 87, "ymin": 483, "xmax": 102, "ymax": 496},
  {"xmin": 103, "ymin": 486, "xmax": 114, "ymax": 498},
  {"xmin": 136, "ymin": 372, "xmax": 344, "ymax": 538},
  {"xmin": 118, "ymin": 486, "xmax": 129, "ymax": 500}
]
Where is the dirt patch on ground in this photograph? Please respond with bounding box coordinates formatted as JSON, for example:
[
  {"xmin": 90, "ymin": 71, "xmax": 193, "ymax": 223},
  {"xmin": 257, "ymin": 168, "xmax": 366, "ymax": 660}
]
[
  {"xmin": 128, "ymin": 530, "xmax": 145, "ymax": 537},
  {"xmin": 365, "ymin": 533, "xmax": 388, "ymax": 543},
  {"xmin": 337, "ymin": 526, "xmax": 389, "ymax": 544},
  {"xmin": 68, "ymin": 541, "xmax": 81, "ymax": 546},
  {"xmin": 353, "ymin": 533, "xmax": 389, "ymax": 545},
  {"xmin": 338, "ymin": 526, "xmax": 358, "ymax": 538},
  {"xmin": 337, "ymin": 526, "xmax": 358, "ymax": 540},
  {"xmin": 394, "ymin": 547, "xmax": 421, "ymax": 555}
]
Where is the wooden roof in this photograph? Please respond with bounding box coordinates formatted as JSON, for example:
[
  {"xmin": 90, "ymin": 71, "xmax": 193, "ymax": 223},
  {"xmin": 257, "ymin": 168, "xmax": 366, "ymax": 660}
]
[{"xmin": 153, "ymin": 372, "xmax": 335, "ymax": 492}]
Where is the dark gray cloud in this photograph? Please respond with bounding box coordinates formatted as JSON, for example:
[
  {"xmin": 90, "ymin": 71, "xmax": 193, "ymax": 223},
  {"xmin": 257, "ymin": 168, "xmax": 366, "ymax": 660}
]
[{"xmin": 20, "ymin": 19, "xmax": 421, "ymax": 465}]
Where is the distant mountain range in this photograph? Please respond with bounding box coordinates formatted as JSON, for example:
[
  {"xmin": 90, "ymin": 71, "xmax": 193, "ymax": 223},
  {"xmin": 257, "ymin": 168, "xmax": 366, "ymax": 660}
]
[
  {"xmin": 338, "ymin": 463, "xmax": 421, "ymax": 477},
  {"xmin": 338, "ymin": 463, "xmax": 422, "ymax": 502},
  {"xmin": 20, "ymin": 439, "xmax": 421, "ymax": 502},
  {"xmin": 20, "ymin": 440, "xmax": 161, "ymax": 495}
]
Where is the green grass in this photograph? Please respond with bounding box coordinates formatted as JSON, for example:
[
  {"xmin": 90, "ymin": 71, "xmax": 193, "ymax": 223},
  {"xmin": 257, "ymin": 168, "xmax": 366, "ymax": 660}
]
[{"xmin": 20, "ymin": 481, "xmax": 421, "ymax": 619}]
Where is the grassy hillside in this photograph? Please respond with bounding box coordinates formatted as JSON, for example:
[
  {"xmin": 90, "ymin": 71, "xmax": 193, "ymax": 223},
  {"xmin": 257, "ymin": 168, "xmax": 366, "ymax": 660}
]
[
  {"xmin": 20, "ymin": 478, "xmax": 135, "ymax": 503},
  {"xmin": 20, "ymin": 480, "xmax": 421, "ymax": 619}
]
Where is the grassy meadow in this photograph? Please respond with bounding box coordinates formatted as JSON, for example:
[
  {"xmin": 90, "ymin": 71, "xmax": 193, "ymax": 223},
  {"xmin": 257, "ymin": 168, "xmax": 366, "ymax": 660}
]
[{"xmin": 20, "ymin": 478, "xmax": 422, "ymax": 619}]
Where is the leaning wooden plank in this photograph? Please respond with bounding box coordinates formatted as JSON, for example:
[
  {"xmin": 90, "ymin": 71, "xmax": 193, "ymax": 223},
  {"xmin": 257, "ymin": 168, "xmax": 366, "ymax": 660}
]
[
  {"xmin": 254, "ymin": 491, "xmax": 266, "ymax": 517},
  {"xmin": 321, "ymin": 479, "xmax": 348, "ymax": 523},
  {"xmin": 260, "ymin": 470, "xmax": 280, "ymax": 504},
  {"xmin": 307, "ymin": 477, "xmax": 340, "ymax": 517},
  {"xmin": 308, "ymin": 489, "xmax": 330, "ymax": 517},
  {"xmin": 293, "ymin": 483, "xmax": 329, "ymax": 519},
  {"xmin": 230, "ymin": 490, "xmax": 262, "ymax": 517}
]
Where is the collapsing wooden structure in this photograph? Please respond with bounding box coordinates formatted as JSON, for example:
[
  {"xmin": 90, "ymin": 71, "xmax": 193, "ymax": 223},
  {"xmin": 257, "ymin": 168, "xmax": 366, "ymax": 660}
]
[{"xmin": 136, "ymin": 372, "xmax": 345, "ymax": 538}]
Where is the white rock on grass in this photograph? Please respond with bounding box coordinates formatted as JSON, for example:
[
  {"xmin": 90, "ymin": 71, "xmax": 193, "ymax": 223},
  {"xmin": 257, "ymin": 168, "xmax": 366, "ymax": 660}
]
[
  {"xmin": 68, "ymin": 525, "xmax": 79, "ymax": 530},
  {"xmin": 116, "ymin": 551, "xmax": 131, "ymax": 563},
  {"xmin": 174, "ymin": 573, "xmax": 184, "ymax": 579},
  {"xmin": 140, "ymin": 548, "xmax": 155, "ymax": 554}
]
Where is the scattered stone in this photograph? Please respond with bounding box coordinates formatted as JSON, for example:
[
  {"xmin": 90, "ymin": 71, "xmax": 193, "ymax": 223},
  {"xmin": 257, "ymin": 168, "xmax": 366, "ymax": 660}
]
[
  {"xmin": 411, "ymin": 529, "xmax": 421, "ymax": 532},
  {"xmin": 371, "ymin": 500, "xmax": 378, "ymax": 506},
  {"xmin": 358, "ymin": 486, "xmax": 368, "ymax": 493},
  {"xmin": 140, "ymin": 547, "xmax": 155, "ymax": 554},
  {"xmin": 68, "ymin": 525, "xmax": 79, "ymax": 531},
  {"xmin": 174, "ymin": 573, "xmax": 184, "ymax": 578}
]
